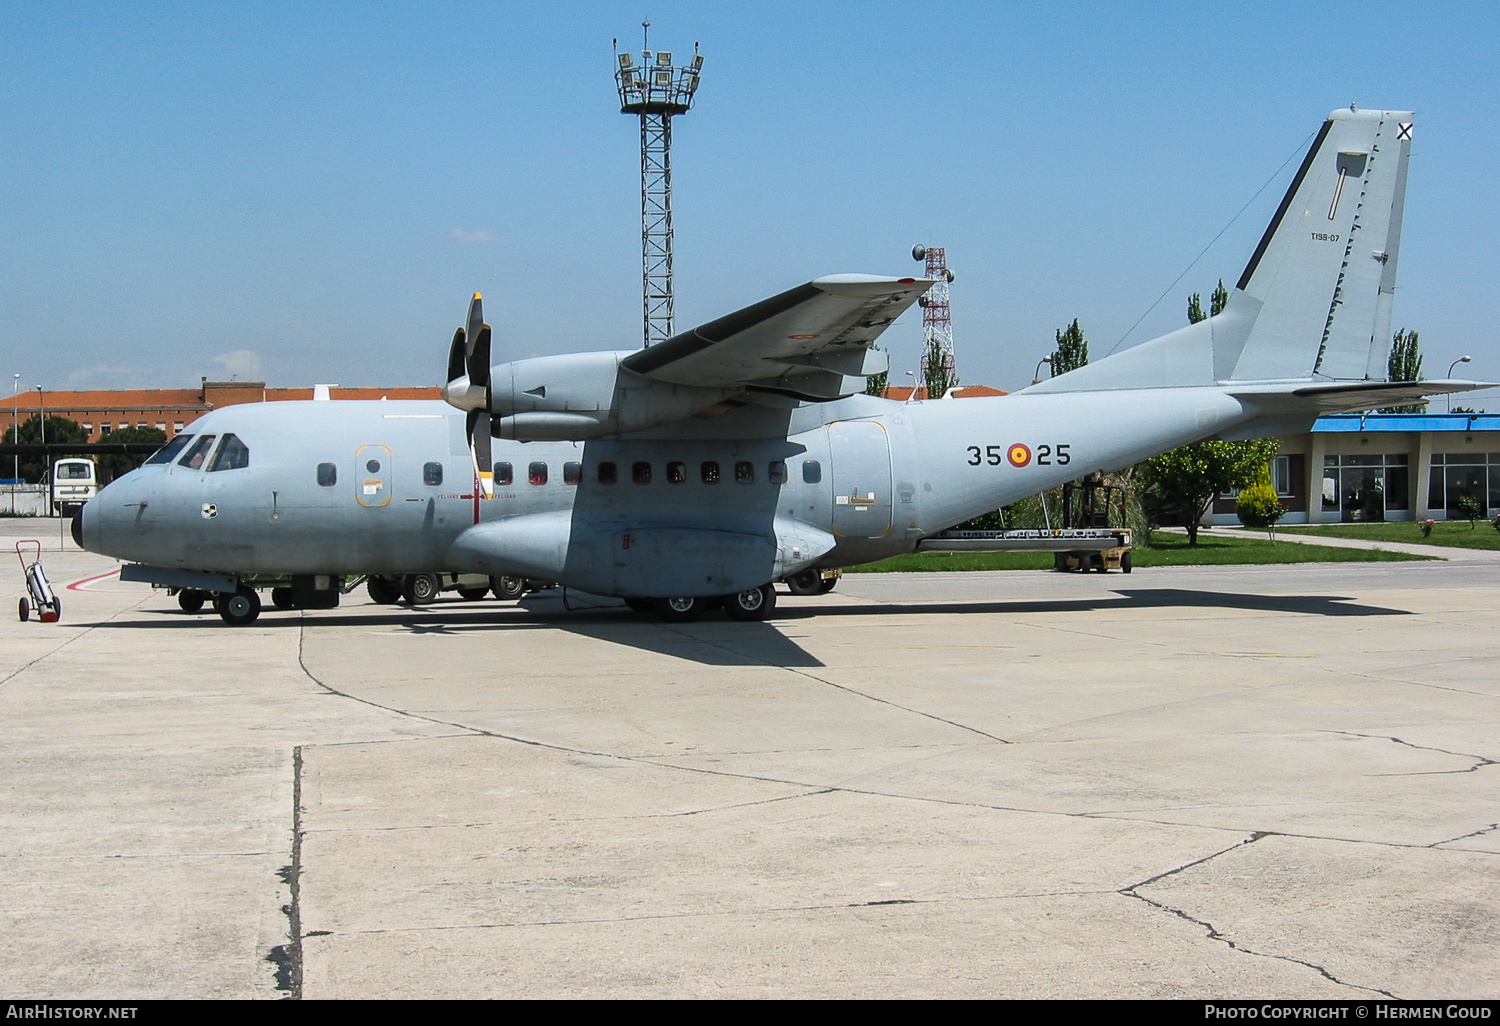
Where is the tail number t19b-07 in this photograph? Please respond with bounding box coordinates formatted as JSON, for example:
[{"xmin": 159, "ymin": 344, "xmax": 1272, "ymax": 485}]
[{"xmin": 966, "ymin": 443, "xmax": 1071, "ymax": 467}]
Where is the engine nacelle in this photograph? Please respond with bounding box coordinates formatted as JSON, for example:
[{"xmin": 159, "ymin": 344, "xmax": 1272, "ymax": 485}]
[{"xmin": 488, "ymin": 351, "xmax": 735, "ymax": 440}]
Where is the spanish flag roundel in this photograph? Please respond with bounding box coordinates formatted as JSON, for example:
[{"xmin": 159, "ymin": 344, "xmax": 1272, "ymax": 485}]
[{"xmin": 1007, "ymin": 443, "xmax": 1032, "ymax": 468}]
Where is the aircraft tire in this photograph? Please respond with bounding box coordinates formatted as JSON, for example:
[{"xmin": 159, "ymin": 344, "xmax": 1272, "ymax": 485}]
[
  {"xmin": 177, "ymin": 590, "xmax": 207, "ymax": 613},
  {"xmin": 19, "ymin": 597, "xmax": 29, "ymax": 622},
  {"xmin": 655, "ymin": 596, "xmax": 706, "ymax": 623},
  {"xmin": 406, "ymin": 573, "xmax": 441, "ymax": 605},
  {"xmin": 724, "ymin": 584, "xmax": 776, "ymax": 622},
  {"xmin": 271, "ymin": 587, "xmax": 296, "ymax": 610},
  {"xmin": 366, "ymin": 576, "xmax": 403, "ymax": 604},
  {"xmin": 816, "ymin": 576, "xmax": 839, "ymax": 594},
  {"xmin": 457, "ymin": 587, "xmax": 490, "ymax": 601},
  {"xmin": 491, "ymin": 576, "xmax": 525, "ymax": 601},
  {"xmin": 219, "ymin": 587, "xmax": 261, "ymax": 627},
  {"xmin": 785, "ymin": 570, "xmax": 822, "ymax": 596}
]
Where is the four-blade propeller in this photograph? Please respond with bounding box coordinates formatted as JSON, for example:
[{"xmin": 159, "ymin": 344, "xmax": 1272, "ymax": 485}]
[{"xmin": 443, "ymin": 293, "xmax": 494, "ymax": 499}]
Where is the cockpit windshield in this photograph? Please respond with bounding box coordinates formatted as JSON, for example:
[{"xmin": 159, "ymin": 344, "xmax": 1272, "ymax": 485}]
[
  {"xmin": 177, "ymin": 435, "xmax": 217, "ymax": 470},
  {"xmin": 145, "ymin": 435, "xmax": 192, "ymax": 466},
  {"xmin": 206, "ymin": 434, "xmax": 250, "ymax": 472}
]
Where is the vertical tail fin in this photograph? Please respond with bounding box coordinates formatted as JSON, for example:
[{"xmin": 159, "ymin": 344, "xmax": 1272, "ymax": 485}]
[
  {"xmin": 1023, "ymin": 108, "xmax": 1414, "ymax": 394},
  {"xmin": 1227, "ymin": 107, "xmax": 1413, "ymax": 381}
]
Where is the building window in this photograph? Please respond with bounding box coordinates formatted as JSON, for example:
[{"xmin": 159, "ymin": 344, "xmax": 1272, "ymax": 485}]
[
  {"xmin": 1323, "ymin": 454, "xmax": 1408, "ymax": 521},
  {"xmin": 155, "ymin": 422, "xmax": 166, "ymax": 432},
  {"xmin": 174, "ymin": 422, "xmax": 184, "ymax": 432},
  {"xmin": 82, "ymin": 423, "xmax": 93, "ymax": 437},
  {"xmin": 1428, "ymin": 453, "xmax": 1500, "ymax": 517},
  {"xmin": 1271, "ymin": 455, "xmax": 1292, "ymax": 497}
]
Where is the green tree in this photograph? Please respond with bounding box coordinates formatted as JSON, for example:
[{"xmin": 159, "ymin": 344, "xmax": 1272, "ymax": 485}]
[
  {"xmin": 3, "ymin": 414, "xmax": 89, "ymax": 482},
  {"xmin": 1380, "ymin": 328, "xmax": 1426, "ymax": 413},
  {"xmin": 922, "ymin": 337, "xmax": 957, "ymax": 399},
  {"xmin": 1050, "ymin": 319, "xmax": 1088, "ymax": 375},
  {"xmin": 863, "ymin": 343, "xmax": 889, "ymax": 397},
  {"xmin": 96, "ymin": 425, "xmax": 167, "ymax": 482},
  {"xmin": 1187, "ymin": 279, "xmax": 1229, "ymax": 324},
  {"xmin": 1138, "ymin": 438, "xmax": 1279, "ymax": 545}
]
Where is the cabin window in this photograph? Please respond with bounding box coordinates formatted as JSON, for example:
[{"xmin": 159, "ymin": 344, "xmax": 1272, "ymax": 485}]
[
  {"xmin": 667, "ymin": 461, "xmax": 686, "ymax": 484},
  {"xmin": 598, "ymin": 461, "xmax": 617, "ymax": 485},
  {"xmin": 423, "ymin": 462, "xmax": 443, "ymax": 486},
  {"xmin": 701, "ymin": 460, "xmax": 720, "ymax": 484},
  {"xmin": 564, "ymin": 461, "xmax": 582, "ymax": 485},
  {"xmin": 146, "ymin": 434, "xmax": 193, "ymax": 466},
  {"xmin": 365, "ymin": 458, "xmax": 381, "ymax": 474},
  {"xmin": 528, "ymin": 461, "xmax": 548, "ymax": 485},
  {"xmin": 496, "ymin": 462, "xmax": 513, "ymax": 486},
  {"xmin": 317, "ymin": 463, "xmax": 337, "ymax": 487},
  {"xmin": 178, "ymin": 434, "xmax": 216, "ymax": 470},
  {"xmin": 207, "ymin": 434, "xmax": 250, "ymax": 472},
  {"xmin": 735, "ymin": 461, "xmax": 755, "ymax": 484},
  {"xmin": 633, "ymin": 461, "xmax": 652, "ymax": 484},
  {"xmin": 803, "ymin": 460, "xmax": 822, "ymax": 484},
  {"xmin": 769, "ymin": 460, "xmax": 787, "ymax": 484}
]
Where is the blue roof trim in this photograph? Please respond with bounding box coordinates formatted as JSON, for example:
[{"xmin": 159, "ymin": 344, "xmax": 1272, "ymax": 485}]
[{"xmin": 1313, "ymin": 413, "xmax": 1500, "ymax": 433}]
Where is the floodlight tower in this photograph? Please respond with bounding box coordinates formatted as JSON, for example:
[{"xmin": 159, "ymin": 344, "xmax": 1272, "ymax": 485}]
[
  {"xmin": 615, "ymin": 23, "xmax": 704, "ymax": 347},
  {"xmin": 912, "ymin": 244, "xmax": 958, "ymax": 394}
]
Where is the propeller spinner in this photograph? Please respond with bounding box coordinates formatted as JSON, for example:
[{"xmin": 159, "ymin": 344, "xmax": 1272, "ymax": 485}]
[{"xmin": 442, "ymin": 293, "xmax": 495, "ymax": 499}]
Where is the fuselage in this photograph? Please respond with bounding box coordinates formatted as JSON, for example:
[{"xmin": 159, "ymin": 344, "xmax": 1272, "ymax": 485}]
[{"xmin": 79, "ymin": 387, "xmax": 1252, "ymax": 597}]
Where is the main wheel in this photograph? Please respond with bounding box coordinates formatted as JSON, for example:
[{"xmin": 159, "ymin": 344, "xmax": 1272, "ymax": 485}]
[
  {"xmin": 403, "ymin": 573, "xmax": 441, "ymax": 605},
  {"xmin": 490, "ymin": 575, "xmax": 525, "ymax": 601},
  {"xmin": 219, "ymin": 587, "xmax": 261, "ymax": 626},
  {"xmin": 177, "ymin": 590, "xmax": 206, "ymax": 613},
  {"xmin": 457, "ymin": 587, "xmax": 490, "ymax": 601},
  {"xmin": 817, "ymin": 576, "xmax": 839, "ymax": 594},
  {"xmin": 271, "ymin": 587, "xmax": 296, "ymax": 610},
  {"xmin": 785, "ymin": 569, "xmax": 822, "ymax": 596},
  {"xmin": 724, "ymin": 584, "xmax": 776, "ymax": 622},
  {"xmin": 366, "ymin": 576, "xmax": 403, "ymax": 604},
  {"xmin": 655, "ymin": 596, "xmax": 706, "ymax": 623},
  {"xmin": 19, "ymin": 597, "xmax": 29, "ymax": 622}
]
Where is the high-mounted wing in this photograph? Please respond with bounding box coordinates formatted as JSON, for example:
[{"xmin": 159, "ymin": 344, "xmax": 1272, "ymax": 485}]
[{"xmin": 622, "ymin": 274, "xmax": 932, "ymax": 401}]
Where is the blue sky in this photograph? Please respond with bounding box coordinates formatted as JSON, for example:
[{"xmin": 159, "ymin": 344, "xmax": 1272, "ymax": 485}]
[{"xmin": 3, "ymin": 1, "xmax": 1497, "ymax": 394}]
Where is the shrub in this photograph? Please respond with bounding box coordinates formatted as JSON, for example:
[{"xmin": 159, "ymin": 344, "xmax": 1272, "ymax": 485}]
[
  {"xmin": 1236, "ymin": 463, "xmax": 1287, "ymax": 539},
  {"xmin": 1457, "ymin": 494, "xmax": 1484, "ymax": 527}
]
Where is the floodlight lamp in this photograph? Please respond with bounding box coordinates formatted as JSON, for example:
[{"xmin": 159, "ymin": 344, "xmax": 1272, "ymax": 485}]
[
  {"xmin": 618, "ymin": 53, "xmax": 633, "ymax": 68},
  {"xmin": 691, "ymin": 54, "xmax": 703, "ymax": 71},
  {"xmin": 684, "ymin": 72, "xmax": 699, "ymax": 93},
  {"xmin": 657, "ymin": 51, "xmax": 672, "ymax": 66},
  {"xmin": 654, "ymin": 69, "xmax": 672, "ymax": 87}
]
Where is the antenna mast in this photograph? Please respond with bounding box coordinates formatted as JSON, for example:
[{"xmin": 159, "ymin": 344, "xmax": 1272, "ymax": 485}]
[
  {"xmin": 913, "ymin": 245, "xmax": 958, "ymax": 395},
  {"xmin": 614, "ymin": 28, "xmax": 704, "ymax": 347}
]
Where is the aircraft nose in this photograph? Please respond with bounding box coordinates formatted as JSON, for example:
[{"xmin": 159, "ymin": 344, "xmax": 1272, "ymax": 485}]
[{"xmin": 71, "ymin": 501, "xmax": 85, "ymax": 548}]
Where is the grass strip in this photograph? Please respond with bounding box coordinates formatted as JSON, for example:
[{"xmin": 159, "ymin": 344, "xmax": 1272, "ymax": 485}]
[
  {"xmin": 847, "ymin": 530, "xmax": 1434, "ymax": 573},
  {"xmin": 1280, "ymin": 521, "xmax": 1500, "ymax": 550}
]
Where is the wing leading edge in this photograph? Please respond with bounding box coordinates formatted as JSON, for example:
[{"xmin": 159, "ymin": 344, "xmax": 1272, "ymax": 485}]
[{"xmin": 622, "ymin": 274, "xmax": 932, "ymax": 401}]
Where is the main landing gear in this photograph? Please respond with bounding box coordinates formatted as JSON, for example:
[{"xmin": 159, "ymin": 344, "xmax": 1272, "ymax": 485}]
[{"xmin": 644, "ymin": 584, "xmax": 777, "ymax": 623}]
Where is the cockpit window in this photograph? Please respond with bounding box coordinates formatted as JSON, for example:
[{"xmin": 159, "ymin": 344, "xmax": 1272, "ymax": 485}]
[
  {"xmin": 178, "ymin": 435, "xmax": 216, "ymax": 470},
  {"xmin": 146, "ymin": 435, "xmax": 193, "ymax": 466},
  {"xmin": 206, "ymin": 433, "xmax": 250, "ymax": 472}
]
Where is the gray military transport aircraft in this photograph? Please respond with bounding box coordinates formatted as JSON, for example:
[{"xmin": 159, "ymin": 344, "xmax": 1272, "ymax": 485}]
[{"xmin": 75, "ymin": 107, "xmax": 1487, "ymax": 625}]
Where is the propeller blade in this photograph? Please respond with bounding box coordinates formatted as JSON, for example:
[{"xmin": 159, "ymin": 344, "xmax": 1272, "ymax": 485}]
[
  {"xmin": 467, "ymin": 324, "xmax": 491, "ymax": 389},
  {"xmin": 465, "ymin": 293, "xmax": 484, "ymax": 364},
  {"xmin": 446, "ymin": 327, "xmax": 467, "ymax": 385},
  {"xmin": 467, "ymin": 409, "xmax": 494, "ymax": 499}
]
